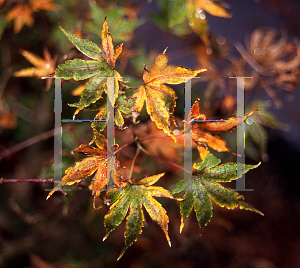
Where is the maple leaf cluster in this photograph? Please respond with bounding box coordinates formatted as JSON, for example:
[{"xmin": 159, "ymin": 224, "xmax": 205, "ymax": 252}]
[{"xmin": 44, "ymin": 19, "xmax": 264, "ymax": 260}]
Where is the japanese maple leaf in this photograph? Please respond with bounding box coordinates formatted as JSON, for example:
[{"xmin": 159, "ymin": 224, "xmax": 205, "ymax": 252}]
[
  {"xmin": 51, "ymin": 18, "xmax": 124, "ymax": 121},
  {"xmin": 172, "ymin": 154, "xmax": 263, "ymax": 233},
  {"xmin": 6, "ymin": 4, "xmax": 34, "ymax": 34},
  {"xmin": 191, "ymin": 98, "xmax": 255, "ymax": 159},
  {"xmin": 130, "ymin": 50, "xmax": 206, "ymax": 139},
  {"xmin": 14, "ymin": 48, "xmax": 57, "ymax": 90},
  {"xmin": 6, "ymin": 0, "xmax": 58, "ymax": 33},
  {"xmin": 47, "ymin": 132, "xmax": 120, "ymax": 207},
  {"xmin": 103, "ymin": 173, "xmax": 177, "ymax": 260}
]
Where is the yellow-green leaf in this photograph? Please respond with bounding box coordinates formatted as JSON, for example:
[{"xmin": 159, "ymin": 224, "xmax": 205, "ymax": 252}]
[
  {"xmin": 172, "ymin": 154, "xmax": 263, "ymax": 232},
  {"xmin": 50, "ymin": 19, "xmax": 123, "ymax": 119},
  {"xmin": 103, "ymin": 174, "xmax": 176, "ymax": 260},
  {"xmin": 59, "ymin": 25, "xmax": 103, "ymax": 60},
  {"xmin": 131, "ymin": 52, "xmax": 206, "ymax": 139}
]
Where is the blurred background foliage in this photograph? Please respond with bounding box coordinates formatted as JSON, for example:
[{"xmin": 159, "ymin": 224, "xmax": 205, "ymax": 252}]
[{"xmin": 0, "ymin": 0, "xmax": 300, "ymax": 267}]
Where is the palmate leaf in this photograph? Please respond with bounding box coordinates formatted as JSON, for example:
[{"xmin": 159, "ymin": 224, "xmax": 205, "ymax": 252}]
[
  {"xmin": 103, "ymin": 174, "xmax": 177, "ymax": 260},
  {"xmin": 5, "ymin": 0, "xmax": 59, "ymax": 34},
  {"xmin": 14, "ymin": 48, "xmax": 56, "ymax": 78},
  {"xmin": 130, "ymin": 51, "xmax": 206, "ymax": 140},
  {"xmin": 51, "ymin": 19, "xmax": 124, "ymax": 120},
  {"xmin": 14, "ymin": 48, "xmax": 57, "ymax": 90},
  {"xmin": 47, "ymin": 132, "xmax": 119, "ymax": 207},
  {"xmin": 172, "ymin": 154, "xmax": 263, "ymax": 233},
  {"xmin": 191, "ymin": 98, "xmax": 255, "ymax": 159}
]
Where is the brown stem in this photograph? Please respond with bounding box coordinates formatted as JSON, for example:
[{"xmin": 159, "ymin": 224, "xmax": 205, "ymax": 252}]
[
  {"xmin": 0, "ymin": 124, "xmax": 72, "ymax": 161},
  {"xmin": 114, "ymin": 139, "xmax": 136, "ymax": 154},
  {"xmin": 139, "ymin": 147, "xmax": 191, "ymax": 174},
  {"xmin": 0, "ymin": 178, "xmax": 54, "ymax": 184},
  {"xmin": 0, "ymin": 178, "xmax": 70, "ymax": 198},
  {"xmin": 114, "ymin": 132, "xmax": 184, "ymax": 155},
  {"xmin": 128, "ymin": 145, "xmax": 141, "ymax": 181},
  {"xmin": 122, "ymin": 85, "xmax": 140, "ymax": 90}
]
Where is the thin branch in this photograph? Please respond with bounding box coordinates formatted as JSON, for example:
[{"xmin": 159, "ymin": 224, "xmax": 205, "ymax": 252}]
[
  {"xmin": 0, "ymin": 124, "xmax": 72, "ymax": 161},
  {"xmin": 139, "ymin": 146, "xmax": 191, "ymax": 174},
  {"xmin": 0, "ymin": 178, "xmax": 54, "ymax": 184},
  {"xmin": 0, "ymin": 129, "xmax": 54, "ymax": 160},
  {"xmin": 114, "ymin": 139, "xmax": 136, "ymax": 154},
  {"xmin": 122, "ymin": 85, "xmax": 140, "ymax": 90},
  {"xmin": 128, "ymin": 145, "xmax": 141, "ymax": 180},
  {"xmin": 0, "ymin": 178, "xmax": 69, "ymax": 197},
  {"xmin": 114, "ymin": 132, "xmax": 184, "ymax": 155}
]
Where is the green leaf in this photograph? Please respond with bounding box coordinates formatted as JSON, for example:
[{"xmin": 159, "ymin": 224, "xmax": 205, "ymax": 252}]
[
  {"xmin": 172, "ymin": 154, "xmax": 263, "ymax": 233},
  {"xmin": 120, "ymin": 202, "xmax": 144, "ymax": 260},
  {"xmin": 246, "ymin": 122, "xmax": 268, "ymax": 160},
  {"xmin": 87, "ymin": 2, "xmax": 144, "ymax": 43},
  {"xmin": 60, "ymin": 25, "xmax": 103, "ymax": 60},
  {"xmin": 103, "ymin": 188, "xmax": 132, "ymax": 241},
  {"xmin": 115, "ymin": 108, "xmax": 124, "ymax": 127},
  {"xmin": 151, "ymin": 0, "xmax": 190, "ymax": 36},
  {"xmin": 116, "ymin": 95, "xmax": 134, "ymax": 115},
  {"xmin": 54, "ymin": 59, "xmax": 109, "ymax": 80},
  {"xmin": 103, "ymin": 174, "xmax": 175, "ymax": 260},
  {"xmin": 88, "ymin": 95, "xmax": 130, "ymax": 130},
  {"xmin": 69, "ymin": 74, "xmax": 109, "ymax": 117},
  {"xmin": 92, "ymin": 120, "xmax": 107, "ymax": 133},
  {"xmin": 51, "ymin": 20, "xmax": 124, "ymax": 121},
  {"xmin": 245, "ymin": 101, "xmax": 288, "ymax": 160}
]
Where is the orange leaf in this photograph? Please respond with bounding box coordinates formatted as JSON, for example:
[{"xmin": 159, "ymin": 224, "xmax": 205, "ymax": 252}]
[
  {"xmin": 196, "ymin": 144, "xmax": 210, "ymax": 160},
  {"xmin": 14, "ymin": 48, "xmax": 56, "ymax": 79},
  {"xmin": 191, "ymin": 99, "xmax": 255, "ymax": 159},
  {"xmin": 47, "ymin": 133, "xmax": 120, "ymax": 202},
  {"xmin": 195, "ymin": 0, "xmax": 232, "ymax": 18},
  {"xmin": 6, "ymin": 4, "xmax": 34, "ymax": 34},
  {"xmin": 72, "ymin": 83, "xmax": 86, "ymax": 96},
  {"xmin": 89, "ymin": 160, "xmax": 107, "ymax": 198},
  {"xmin": 101, "ymin": 18, "xmax": 123, "ymax": 67},
  {"xmin": 191, "ymin": 98, "xmax": 255, "ymax": 132},
  {"xmin": 0, "ymin": 111, "xmax": 18, "ymax": 129},
  {"xmin": 62, "ymin": 156, "xmax": 106, "ymax": 187},
  {"xmin": 30, "ymin": 0, "xmax": 59, "ymax": 12},
  {"xmin": 6, "ymin": 0, "xmax": 59, "ymax": 33},
  {"xmin": 192, "ymin": 125, "xmax": 232, "ymax": 156}
]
